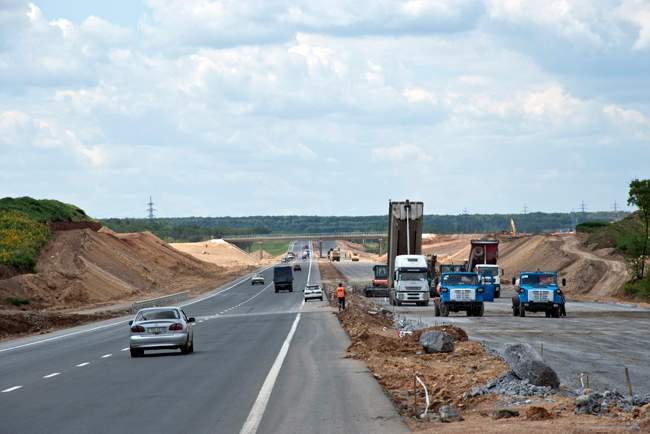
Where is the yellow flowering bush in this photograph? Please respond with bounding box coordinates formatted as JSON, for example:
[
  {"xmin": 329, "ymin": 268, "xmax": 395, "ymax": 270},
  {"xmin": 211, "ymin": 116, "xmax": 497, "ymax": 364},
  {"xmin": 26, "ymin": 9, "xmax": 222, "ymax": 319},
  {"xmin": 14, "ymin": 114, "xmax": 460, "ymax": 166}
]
[{"xmin": 0, "ymin": 210, "xmax": 50, "ymax": 271}]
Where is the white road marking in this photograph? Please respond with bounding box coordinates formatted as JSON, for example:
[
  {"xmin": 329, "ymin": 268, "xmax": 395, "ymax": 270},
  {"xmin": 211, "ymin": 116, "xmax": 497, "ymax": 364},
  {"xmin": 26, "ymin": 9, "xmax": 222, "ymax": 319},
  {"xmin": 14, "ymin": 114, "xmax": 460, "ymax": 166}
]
[
  {"xmin": 239, "ymin": 309, "xmax": 303, "ymax": 434},
  {"xmin": 101, "ymin": 354, "xmax": 112, "ymax": 358},
  {"xmin": 2, "ymin": 386, "xmax": 22, "ymax": 393},
  {"xmin": 120, "ymin": 347, "xmax": 129, "ymax": 351},
  {"xmin": 76, "ymin": 362, "xmax": 90, "ymax": 367},
  {"xmin": 42, "ymin": 372, "xmax": 60, "ymax": 379}
]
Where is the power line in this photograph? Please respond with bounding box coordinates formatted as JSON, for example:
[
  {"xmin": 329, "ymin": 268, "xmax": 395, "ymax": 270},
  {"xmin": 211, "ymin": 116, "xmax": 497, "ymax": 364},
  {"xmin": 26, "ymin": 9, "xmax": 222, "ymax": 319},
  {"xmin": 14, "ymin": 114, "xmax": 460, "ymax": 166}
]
[{"xmin": 146, "ymin": 196, "xmax": 156, "ymax": 219}]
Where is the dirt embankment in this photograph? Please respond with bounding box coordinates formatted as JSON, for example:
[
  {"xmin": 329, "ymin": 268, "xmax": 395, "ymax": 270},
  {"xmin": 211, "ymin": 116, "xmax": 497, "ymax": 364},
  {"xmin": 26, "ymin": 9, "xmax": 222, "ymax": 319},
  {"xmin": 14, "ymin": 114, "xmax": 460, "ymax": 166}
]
[
  {"xmin": 498, "ymin": 233, "xmax": 629, "ymax": 299},
  {"xmin": 0, "ymin": 229, "xmax": 256, "ymax": 339}
]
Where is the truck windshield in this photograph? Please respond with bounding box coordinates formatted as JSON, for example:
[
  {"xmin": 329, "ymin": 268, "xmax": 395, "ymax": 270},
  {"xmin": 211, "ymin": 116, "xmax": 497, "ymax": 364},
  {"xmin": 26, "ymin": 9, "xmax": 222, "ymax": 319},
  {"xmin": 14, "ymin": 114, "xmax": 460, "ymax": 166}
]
[
  {"xmin": 477, "ymin": 268, "xmax": 498, "ymax": 277},
  {"xmin": 373, "ymin": 266, "xmax": 388, "ymax": 279},
  {"xmin": 521, "ymin": 274, "xmax": 557, "ymax": 286},
  {"xmin": 400, "ymin": 271, "xmax": 427, "ymax": 281},
  {"xmin": 442, "ymin": 274, "xmax": 479, "ymax": 286}
]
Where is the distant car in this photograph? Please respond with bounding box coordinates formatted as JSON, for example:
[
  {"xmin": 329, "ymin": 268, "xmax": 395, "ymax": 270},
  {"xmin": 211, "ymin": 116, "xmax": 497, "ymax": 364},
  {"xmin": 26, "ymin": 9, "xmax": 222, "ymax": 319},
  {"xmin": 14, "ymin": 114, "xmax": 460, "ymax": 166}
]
[
  {"xmin": 351, "ymin": 252, "xmax": 359, "ymax": 262},
  {"xmin": 129, "ymin": 307, "xmax": 195, "ymax": 357},
  {"xmin": 251, "ymin": 274, "xmax": 265, "ymax": 285},
  {"xmin": 304, "ymin": 284, "xmax": 323, "ymax": 301},
  {"xmin": 293, "ymin": 263, "xmax": 302, "ymax": 271}
]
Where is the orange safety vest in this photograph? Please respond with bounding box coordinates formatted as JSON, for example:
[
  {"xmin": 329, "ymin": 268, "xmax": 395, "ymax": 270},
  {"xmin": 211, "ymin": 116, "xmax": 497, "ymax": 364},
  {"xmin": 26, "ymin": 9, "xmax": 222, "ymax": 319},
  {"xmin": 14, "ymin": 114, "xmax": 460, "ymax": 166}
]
[{"xmin": 336, "ymin": 286, "xmax": 345, "ymax": 299}]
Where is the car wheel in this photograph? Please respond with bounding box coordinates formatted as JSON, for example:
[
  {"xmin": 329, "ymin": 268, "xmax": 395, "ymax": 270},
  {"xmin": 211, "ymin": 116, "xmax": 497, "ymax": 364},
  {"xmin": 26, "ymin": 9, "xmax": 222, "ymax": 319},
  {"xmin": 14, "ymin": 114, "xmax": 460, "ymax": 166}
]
[
  {"xmin": 319, "ymin": 297, "xmax": 323, "ymax": 301},
  {"xmin": 189, "ymin": 339, "xmax": 194, "ymax": 353},
  {"xmin": 181, "ymin": 342, "xmax": 190, "ymax": 355},
  {"xmin": 519, "ymin": 304, "xmax": 526, "ymax": 317},
  {"xmin": 130, "ymin": 348, "xmax": 142, "ymax": 358}
]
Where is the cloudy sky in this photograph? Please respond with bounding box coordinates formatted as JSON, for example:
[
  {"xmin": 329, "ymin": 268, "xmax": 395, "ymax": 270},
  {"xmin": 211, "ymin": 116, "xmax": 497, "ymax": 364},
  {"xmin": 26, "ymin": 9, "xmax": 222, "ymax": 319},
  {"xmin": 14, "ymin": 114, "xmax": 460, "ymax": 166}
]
[{"xmin": 1, "ymin": 0, "xmax": 649, "ymax": 217}]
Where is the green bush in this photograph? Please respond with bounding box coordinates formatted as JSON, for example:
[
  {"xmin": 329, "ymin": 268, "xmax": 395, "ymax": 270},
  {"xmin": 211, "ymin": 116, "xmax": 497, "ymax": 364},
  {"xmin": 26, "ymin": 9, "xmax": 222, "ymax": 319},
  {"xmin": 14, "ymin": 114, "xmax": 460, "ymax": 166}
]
[
  {"xmin": 0, "ymin": 197, "xmax": 90, "ymax": 223},
  {"xmin": 576, "ymin": 221, "xmax": 610, "ymax": 233},
  {"xmin": 623, "ymin": 275, "xmax": 650, "ymax": 299},
  {"xmin": 0, "ymin": 210, "xmax": 51, "ymax": 271},
  {"xmin": 7, "ymin": 296, "xmax": 31, "ymax": 306}
]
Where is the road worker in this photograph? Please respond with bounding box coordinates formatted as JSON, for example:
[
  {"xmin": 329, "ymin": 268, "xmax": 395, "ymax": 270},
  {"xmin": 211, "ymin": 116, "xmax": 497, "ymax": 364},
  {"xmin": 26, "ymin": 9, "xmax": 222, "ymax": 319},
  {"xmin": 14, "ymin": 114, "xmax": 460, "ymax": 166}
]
[{"xmin": 336, "ymin": 282, "xmax": 346, "ymax": 311}]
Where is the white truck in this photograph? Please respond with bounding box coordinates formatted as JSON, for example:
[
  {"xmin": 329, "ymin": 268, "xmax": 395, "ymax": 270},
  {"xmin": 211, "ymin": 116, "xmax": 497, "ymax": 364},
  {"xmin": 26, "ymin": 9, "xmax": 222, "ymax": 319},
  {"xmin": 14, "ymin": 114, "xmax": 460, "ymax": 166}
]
[
  {"xmin": 475, "ymin": 264, "xmax": 502, "ymax": 298},
  {"xmin": 389, "ymin": 254, "xmax": 430, "ymax": 306}
]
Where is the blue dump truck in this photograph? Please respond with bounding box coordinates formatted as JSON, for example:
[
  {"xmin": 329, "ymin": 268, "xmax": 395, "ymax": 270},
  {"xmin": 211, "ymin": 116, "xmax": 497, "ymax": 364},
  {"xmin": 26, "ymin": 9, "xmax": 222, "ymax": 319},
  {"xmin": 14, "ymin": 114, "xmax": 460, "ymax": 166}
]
[
  {"xmin": 273, "ymin": 265, "xmax": 294, "ymax": 293},
  {"xmin": 434, "ymin": 272, "xmax": 486, "ymax": 317},
  {"xmin": 511, "ymin": 271, "xmax": 566, "ymax": 318}
]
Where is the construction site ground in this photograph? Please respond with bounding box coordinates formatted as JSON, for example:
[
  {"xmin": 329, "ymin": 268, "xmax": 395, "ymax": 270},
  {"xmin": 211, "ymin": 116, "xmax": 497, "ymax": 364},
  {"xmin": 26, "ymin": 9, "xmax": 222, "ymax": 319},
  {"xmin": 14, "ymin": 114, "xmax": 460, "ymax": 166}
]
[{"xmin": 320, "ymin": 260, "xmax": 649, "ymax": 433}]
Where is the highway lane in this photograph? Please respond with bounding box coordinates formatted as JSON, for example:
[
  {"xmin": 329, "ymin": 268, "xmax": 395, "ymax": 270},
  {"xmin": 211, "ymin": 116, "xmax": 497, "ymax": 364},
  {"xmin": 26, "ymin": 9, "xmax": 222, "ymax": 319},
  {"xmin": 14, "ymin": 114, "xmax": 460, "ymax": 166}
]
[
  {"xmin": 0, "ymin": 242, "xmax": 407, "ymax": 434},
  {"xmin": 334, "ymin": 261, "xmax": 650, "ymax": 395}
]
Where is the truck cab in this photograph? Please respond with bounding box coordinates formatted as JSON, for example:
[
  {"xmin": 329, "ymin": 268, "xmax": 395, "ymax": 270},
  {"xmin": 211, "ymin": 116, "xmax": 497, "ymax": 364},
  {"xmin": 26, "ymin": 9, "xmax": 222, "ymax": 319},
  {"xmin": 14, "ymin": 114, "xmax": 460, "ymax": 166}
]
[
  {"xmin": 389, "ymin": 255, "xmax": 430, "ymax": 306},
  {"xmin": 475, "ymin": 264, "xmax": 502, "ymax": 299},
  {"xmin": 434, "ymin": 272, "xmax": 485, "ymax": 317},
  {"xmin": 511, "ymin": 271, "xmax": 566, "ymax": 318}
]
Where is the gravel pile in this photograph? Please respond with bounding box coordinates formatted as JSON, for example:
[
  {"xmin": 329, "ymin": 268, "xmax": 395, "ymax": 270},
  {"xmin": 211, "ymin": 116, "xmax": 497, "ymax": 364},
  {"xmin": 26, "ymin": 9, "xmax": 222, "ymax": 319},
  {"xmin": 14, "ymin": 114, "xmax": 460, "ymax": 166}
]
[
  {"xmin": 468, "ymin": 371, "xmax": 554, "ymax": 398},
  {"xmin": 575, "ymin": 390, "xmax": 650, "ymax": 415}
]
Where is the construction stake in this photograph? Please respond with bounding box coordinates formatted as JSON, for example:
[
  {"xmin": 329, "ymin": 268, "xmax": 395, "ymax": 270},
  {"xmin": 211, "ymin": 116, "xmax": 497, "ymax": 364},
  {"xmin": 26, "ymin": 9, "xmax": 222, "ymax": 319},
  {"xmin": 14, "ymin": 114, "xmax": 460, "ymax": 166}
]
[
  {"xmin": 540, "ymin": 342, "xmax": 544, "ymax": 359},
  {"xmin": 413, "ymin": 375, "xmax": 417, "ymax": 415},
  {"xmin": 625, "ymin": 367, "xmax": 633, "ymax": 398}
]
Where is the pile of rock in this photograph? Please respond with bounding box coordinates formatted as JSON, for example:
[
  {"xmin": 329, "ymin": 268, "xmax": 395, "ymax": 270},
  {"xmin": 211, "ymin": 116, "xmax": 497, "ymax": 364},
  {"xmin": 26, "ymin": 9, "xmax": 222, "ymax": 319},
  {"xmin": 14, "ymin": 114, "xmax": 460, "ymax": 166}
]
[
  {"xmin": 575, "ymin": 390, "xmax": 650, "ymax": 415},
  {"xmin": 469, "ymin": 371, "xmax": 554, "ymax": 398}
]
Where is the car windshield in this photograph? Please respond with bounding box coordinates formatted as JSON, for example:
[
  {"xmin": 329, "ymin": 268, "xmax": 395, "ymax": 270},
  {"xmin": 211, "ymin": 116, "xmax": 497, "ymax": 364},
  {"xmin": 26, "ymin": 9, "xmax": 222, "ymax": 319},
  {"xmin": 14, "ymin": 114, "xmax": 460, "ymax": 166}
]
[
  {"xmin": 521, "ymin": 274, "xmax": 557, "ymax": 287},
  {"xmin": 443, "ymin": 274, "xmax": 479, "ymax": 286},
  {"xmin": 400, "ymin": 271, "xmax": 427, "ymax": 281},
  {"xmin": 136, "ymin": 309, "xmax": 179, "ymax": 321},
  {"xmin": 478, "ymin": 268, "xmax": 498, "ymax": 277}
]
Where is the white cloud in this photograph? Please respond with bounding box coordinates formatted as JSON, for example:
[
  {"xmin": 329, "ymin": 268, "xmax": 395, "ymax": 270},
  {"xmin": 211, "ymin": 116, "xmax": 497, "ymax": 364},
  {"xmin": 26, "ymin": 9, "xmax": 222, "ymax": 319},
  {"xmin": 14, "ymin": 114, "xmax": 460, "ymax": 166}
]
[
  {"xmin": 372, "ymin": 143, "xmax": 432, "ymax": 162},
  {"xmin": 402, "ymin": 87, "xmax": 436, "ymax": 105},
  {"xmin": 523, "ymin": 85, "xmax": 580, "ymax": 117},
  {"xmin": 616, "ymin": 0, "xmax": 650, "ymax": 49},
  {"xmin": 603, "ymin": 104, "xmax": 649, "ymax": 125}
]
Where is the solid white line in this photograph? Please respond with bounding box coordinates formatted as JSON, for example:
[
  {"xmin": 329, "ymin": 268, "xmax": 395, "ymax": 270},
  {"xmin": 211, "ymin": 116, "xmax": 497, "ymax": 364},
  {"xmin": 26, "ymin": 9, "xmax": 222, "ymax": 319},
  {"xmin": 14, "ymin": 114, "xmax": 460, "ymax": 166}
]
[
  {"xmin": 76, "ymin": 362, "xmax": 90, "ymax": 367},
  {"xmin": 0, "ymin": 265, "xmax": 276, "ymax": 355},
  {"xmin": 101, "ymin": 354, "xmax": 112, "ymax": 358},
  {"xmin": 43, "ymin": 372, "xmax": 60, "ymax": 379},
  {"xmin": 1, "ymin": 386, "xmax": 22, "ymax": 393},
  {"xmin": 239, "ymin": 311, "xmax": 302, "ymax": 434}
]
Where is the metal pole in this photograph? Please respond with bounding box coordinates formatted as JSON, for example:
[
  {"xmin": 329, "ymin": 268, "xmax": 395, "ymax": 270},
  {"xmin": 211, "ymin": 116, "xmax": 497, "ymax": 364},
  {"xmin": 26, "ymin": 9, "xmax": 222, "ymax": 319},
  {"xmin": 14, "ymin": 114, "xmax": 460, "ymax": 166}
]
[
  {"xmin": 406, "ymin": 202, "xmax": 411, "ymax": 255},
  {"xmin": 625, "ymin": 367, "xmax": 633, "ymax": 398}
]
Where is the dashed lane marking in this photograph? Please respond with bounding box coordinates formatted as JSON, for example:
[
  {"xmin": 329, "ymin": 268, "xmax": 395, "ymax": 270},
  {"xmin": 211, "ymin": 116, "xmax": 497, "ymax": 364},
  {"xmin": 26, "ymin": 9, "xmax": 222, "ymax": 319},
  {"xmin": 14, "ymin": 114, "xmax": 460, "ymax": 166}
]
[
  {"xmin": 42, "ymin": 372, "xmax": 60, "ymax": 379},
  {"xmin": 76, "ymin": 362, "xmax": 90, "ymax": 367},
  {"xmin": 1, "ymin": 386, "xmax": 22, "ymax": 393},
  {"xmin": 101, "ymin": 354, "xmax": 112, "ymax": 358}
]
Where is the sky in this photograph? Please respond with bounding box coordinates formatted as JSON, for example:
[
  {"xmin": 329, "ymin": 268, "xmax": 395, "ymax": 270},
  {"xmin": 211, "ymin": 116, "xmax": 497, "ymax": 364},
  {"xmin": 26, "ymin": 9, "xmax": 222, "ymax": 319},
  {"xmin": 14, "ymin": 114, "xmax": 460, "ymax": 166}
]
[{"xmin": 0, "ymin": 0, "xmax": 649, "ymax": 217}]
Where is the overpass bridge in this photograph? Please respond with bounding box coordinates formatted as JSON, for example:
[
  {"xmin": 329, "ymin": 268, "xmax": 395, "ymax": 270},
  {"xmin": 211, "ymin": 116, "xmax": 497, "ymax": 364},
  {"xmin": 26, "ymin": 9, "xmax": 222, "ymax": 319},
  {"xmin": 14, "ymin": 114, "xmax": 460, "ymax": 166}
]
[{"xmin": 222, "ymin": 232, "xmax": 387, "ymax": 257}]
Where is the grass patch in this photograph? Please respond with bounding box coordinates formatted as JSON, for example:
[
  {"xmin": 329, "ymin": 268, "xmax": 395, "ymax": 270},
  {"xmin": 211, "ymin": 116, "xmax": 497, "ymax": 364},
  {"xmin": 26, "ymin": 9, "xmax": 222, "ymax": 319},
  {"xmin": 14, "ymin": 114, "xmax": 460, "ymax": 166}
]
[
  {"xmin": 7, "ymin": 296, "xmax": 31, "ymax": 306},
  {"xmin": 247, "ymin": 240, "xmax": 290, "ymax": 257},
  {"xmin": 576, "ymin": 221, "xmax": 610, "ymax": 233},
  {"xmin": 0, "ymin": 197, "xmax": 92, "ymax": 272},
  {"xmin": 583, "ymin": 213, "xmax": 645, "ymax": 253},
  {"xmin": 623, "ymin": 275, "xmax": 650, "ymax": 299},
  {"xmin": 0, "ymin": 197, "xmax": 90, "ymax": 223}
]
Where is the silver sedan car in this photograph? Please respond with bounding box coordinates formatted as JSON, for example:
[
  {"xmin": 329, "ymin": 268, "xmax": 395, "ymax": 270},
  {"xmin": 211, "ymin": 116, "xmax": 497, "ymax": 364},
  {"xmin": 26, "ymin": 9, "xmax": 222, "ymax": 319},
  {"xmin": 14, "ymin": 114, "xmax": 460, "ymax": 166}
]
[{"xmin": 129, "ymin": 307, "xmax": 195, "ymax": 357}]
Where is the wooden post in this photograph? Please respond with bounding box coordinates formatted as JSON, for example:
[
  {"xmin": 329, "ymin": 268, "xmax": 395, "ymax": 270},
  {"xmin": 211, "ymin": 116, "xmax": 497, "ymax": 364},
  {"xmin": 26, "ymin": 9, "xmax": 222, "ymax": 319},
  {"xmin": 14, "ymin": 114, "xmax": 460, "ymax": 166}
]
[
  {"xmin": 413, "ymin": 375, "xmax": 417, "ymax": 415},
  {"xmin": 625, "ymin": 367, "xmax": 633, "ymax": 398},
  {"xmin": 540, "ymin": 342, "xmax": 543, "ymax": 359}
]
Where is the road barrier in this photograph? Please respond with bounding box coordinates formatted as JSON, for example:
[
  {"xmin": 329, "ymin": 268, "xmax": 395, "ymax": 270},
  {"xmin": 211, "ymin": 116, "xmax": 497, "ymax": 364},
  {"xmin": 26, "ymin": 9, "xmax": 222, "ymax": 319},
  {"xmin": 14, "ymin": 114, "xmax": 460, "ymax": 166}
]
[{"xmin": 131, "ymin": 291, "xmax": 190, "ymax": 312}]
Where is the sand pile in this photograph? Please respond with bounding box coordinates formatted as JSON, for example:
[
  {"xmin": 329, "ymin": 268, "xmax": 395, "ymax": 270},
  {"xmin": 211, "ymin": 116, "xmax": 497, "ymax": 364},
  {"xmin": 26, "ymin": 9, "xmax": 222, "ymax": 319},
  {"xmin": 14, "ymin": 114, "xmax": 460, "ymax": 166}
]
[
  {"xmin": 171, "ymin": 239, "xmax": 273, "ymax": 267},
  {"xmin": 0, "ymin": 229, "xmax": 241, "ymax": 310}
]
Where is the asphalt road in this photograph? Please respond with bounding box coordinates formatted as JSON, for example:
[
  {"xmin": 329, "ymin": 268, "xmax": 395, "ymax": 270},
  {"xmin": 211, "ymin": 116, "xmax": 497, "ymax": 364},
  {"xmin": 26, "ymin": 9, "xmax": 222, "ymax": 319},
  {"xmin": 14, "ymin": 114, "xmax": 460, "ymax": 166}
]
[
  {"xmin": 334, "ymin": 261, "xmax": 650, "ymax": 395},
  {"xmin": 0, "ymin": 243, "xmax": 407, "ymax": 434}
]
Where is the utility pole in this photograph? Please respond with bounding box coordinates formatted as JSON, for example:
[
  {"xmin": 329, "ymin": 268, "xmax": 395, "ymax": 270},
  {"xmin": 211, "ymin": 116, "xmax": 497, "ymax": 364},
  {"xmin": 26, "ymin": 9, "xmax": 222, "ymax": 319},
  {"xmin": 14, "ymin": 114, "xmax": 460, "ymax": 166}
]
[
  {"xmin": 146, "ymin": 196, "xmax": 156, "ymax": 220},
  {"xmin": 613, "ymin": 202, "xmax": 618, "ymax": 213},
  {"xmin": 523, "ymin": 204, "xmax": 528, "ymax": 215}
]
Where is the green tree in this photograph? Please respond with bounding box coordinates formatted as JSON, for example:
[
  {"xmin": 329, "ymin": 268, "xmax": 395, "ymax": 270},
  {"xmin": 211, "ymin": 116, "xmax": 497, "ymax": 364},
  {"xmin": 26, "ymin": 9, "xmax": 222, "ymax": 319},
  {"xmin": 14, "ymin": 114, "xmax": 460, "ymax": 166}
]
[{"xmin": 627, "ymin": 179, "xmax": 650, "ymax": 279}]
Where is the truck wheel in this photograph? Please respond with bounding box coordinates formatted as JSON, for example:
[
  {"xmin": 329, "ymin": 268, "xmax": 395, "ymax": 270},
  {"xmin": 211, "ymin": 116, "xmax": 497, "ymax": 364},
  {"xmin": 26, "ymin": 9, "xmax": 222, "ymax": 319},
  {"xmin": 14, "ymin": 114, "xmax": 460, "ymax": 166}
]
[
  {"xmin": 552, "ymin": 306, "xmax": 560, "ymax": 318},
  {"xmin": 545, "ymin": 310, "xmax": 551, "ymax": 318},
  {"xmin": 275, "ymin": 289, "xmax": 278, "ymax": 293},
  {"xmin": 495, "ymin": 289, "xmax": 500, "ymax": 298},
  {"xmin": 422, "ymin": 301, "xmax": 429, "ymax": 307},
  {"xmin": 519, "ymin": 304, "xmax": 526, "ymax": 317},
  {"xmin": 466, "ymin": 309, "xmax": 473, "ymax": 317},
  {"xmin": 561, "ymin": 305, "xmax": 567, "ymax": 317},
  {"xmin": 477, "ymin": 303, "xmax": 484, "ymax": 317},
  {"xmin": 434, "ymin": 303, "xmax": 440, "ymax": 317}
]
